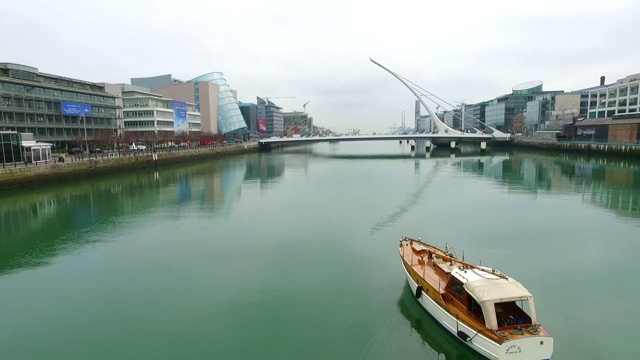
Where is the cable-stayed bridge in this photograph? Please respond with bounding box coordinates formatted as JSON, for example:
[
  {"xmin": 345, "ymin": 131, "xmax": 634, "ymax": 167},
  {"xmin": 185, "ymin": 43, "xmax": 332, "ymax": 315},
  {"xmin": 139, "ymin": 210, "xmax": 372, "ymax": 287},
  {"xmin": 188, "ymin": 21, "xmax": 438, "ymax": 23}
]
[{"xmin": 261, "ymin": 59, "xmax": 510, "ymax": 150}]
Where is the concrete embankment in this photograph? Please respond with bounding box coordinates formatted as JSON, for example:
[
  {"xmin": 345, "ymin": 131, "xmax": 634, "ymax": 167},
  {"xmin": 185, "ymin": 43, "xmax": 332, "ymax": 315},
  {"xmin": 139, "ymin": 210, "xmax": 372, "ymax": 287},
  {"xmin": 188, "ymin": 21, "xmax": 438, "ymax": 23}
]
[
  {"xmin": 0, "ymin": 143, "xmax": 259, "ymax": 191},
  {"xmin": 511, "ymin": 139, "xmax": 640, "ymax": 158}
]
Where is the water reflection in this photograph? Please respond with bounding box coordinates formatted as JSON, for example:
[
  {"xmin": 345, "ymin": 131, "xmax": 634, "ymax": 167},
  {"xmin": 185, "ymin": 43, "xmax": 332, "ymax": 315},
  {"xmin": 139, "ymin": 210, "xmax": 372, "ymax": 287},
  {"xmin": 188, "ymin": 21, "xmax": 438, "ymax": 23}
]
[
  {"xmin": 457, "ymin": 151, "xmax": 640, "ymax": 220},
  {"xmin": 0, "ymin": 157, "xmax": 258, "ymax": 276},
  {"xmin": 397, "ymin": 283, "xmax": 483, "ymax": 360},
  {"xmin": 245, "ymin": 152, "xmax": 286, "ymax": 185}
]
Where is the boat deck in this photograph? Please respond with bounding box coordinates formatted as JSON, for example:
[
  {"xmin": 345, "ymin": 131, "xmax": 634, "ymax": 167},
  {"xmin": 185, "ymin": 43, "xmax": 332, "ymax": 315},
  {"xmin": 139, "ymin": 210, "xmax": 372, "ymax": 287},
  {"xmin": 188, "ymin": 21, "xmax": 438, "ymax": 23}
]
[{"xmin": 401, "ymin": 242, "xmax": 447, "ymax": 294}]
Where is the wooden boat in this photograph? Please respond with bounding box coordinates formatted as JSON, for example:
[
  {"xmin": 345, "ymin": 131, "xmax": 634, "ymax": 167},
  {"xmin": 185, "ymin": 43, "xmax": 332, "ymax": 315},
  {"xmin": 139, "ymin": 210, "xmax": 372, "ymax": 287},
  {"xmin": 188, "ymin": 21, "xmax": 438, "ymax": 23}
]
[{"xmin": 399, "ymin": 237, "xmax": 553, "ymax": 360}]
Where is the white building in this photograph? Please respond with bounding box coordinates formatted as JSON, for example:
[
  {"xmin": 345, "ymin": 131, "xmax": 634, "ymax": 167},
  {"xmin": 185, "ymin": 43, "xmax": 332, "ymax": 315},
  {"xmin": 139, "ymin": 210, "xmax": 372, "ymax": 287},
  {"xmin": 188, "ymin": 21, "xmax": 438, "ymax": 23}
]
[
  {"xmin": 120, "ymin": 84, "xmax": 201, "ymax": 142},
  {"xmin": 587, "ymin": 73, "xmax": 640, "ymax": 119}
]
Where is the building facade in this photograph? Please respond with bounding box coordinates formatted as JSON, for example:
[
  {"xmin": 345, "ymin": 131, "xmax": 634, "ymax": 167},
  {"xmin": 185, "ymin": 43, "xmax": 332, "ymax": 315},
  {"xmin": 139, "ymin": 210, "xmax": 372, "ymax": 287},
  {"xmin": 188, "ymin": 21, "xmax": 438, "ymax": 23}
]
[
  {"xmin": 485, "ymin": 81, "xmax": 551, "ymax": 133},
  {"xmin": 257, "ymin": 97, "xmax": 283, "ymax": 137},
  {"xmin": 152, "ymin": 81, "xmax": 219, "ymax": 135},
  {"xmin": 282, "ymin": 111, "xmax": 313, "ymax": 136},
  {"xmin": 462, "ymin": 102, "xmax": 487, "ymax": 131},
  {"xmin": 587, "ymin": 73, "xmax": 640, "ymax": 119},
  {"xmin": 0, "ymin": 63, "xmax": 117, "ymax": 149},
  {"xmin": 190, "ymin": 73, "xmax": 246, "ymax": 134},
  {"xmin": 120, "ymin": 85, "xmax": 200, "ymax": 143},
  {"xmin": 132, "ymin": 72, "xmax": 247, "ymax": 135},
  {"xmin": 238, "ymin": 102, "xmax": 258, "ymax": 135}
]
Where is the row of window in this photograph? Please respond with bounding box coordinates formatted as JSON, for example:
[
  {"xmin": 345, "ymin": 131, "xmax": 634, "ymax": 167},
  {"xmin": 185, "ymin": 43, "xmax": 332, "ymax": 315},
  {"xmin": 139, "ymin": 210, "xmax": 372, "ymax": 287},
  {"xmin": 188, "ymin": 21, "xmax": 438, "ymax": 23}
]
[
  {"xmin": 1, "ymin": 127, "xmax": 115, "ymax": 138},
  {"xmin": 1, "ymin": 97, "xmax": 116, "ymax": 116},
  {"xmin": 124, "ymin": 111, "xmax": 154, "ymax": 118},
  {"xmin": 0, "ymin": 82, "xmax": 116, "ymax": 105},
  {"xmin": 0, "ymin": 113, "xmax": 116, "ymax": 126},
  {"xmin": 123, "ymin": 99, "xmax": 173, "ymax": 109},
  {"xmin": 588, "ymin": 108, "xmax": 640, "ymax": 118},
  {"xmin": 591, "ymin": 87, "xmax": 639, "ymax": 99}
]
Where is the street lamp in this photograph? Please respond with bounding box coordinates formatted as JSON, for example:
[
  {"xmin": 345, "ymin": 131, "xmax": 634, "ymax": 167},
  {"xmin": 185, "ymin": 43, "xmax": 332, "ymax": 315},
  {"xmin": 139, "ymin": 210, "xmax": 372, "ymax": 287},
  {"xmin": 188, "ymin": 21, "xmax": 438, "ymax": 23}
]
[{"xmin": 82, "ymin": 109, "xmax": 89, "ymax": 154}]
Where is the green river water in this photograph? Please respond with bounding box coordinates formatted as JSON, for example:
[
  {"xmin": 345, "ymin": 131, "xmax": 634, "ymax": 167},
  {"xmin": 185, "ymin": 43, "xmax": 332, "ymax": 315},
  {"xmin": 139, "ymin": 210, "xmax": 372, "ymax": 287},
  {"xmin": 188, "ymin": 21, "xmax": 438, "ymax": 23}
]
[{"xmin": 1, "ymin": 142, "xmax": 638, "ymax": 360}]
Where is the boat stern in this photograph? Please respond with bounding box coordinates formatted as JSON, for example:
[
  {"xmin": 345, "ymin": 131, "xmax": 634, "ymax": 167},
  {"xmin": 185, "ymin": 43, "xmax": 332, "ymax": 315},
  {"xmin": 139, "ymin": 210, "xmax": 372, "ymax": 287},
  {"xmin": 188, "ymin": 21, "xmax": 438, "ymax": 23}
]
[{"xmin": 499, "ymin": 336, "xmax": 553, "ymax": 360}]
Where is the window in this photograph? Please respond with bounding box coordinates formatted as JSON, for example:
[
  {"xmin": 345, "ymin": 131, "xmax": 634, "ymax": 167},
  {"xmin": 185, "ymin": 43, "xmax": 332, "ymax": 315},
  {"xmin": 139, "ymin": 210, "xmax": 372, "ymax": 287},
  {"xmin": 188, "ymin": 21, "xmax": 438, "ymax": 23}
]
[
  {"xmin": 449, "ymin": 280, "xmax": 465, "ymax": 299},
  {"xmin": 467, "ymin": 295, "xmax": 484, "ymax": 322},
  {"xmin": 495, "ymin": 301, "xmax": 532, "ymax": 328}
]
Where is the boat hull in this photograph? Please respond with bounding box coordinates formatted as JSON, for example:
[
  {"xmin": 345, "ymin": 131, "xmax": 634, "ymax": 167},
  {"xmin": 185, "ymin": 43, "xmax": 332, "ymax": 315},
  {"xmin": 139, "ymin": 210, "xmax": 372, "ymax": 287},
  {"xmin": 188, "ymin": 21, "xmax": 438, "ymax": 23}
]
[{"xmin": 401, "ymin": 264, "xmax": 553, "ymax": 360}]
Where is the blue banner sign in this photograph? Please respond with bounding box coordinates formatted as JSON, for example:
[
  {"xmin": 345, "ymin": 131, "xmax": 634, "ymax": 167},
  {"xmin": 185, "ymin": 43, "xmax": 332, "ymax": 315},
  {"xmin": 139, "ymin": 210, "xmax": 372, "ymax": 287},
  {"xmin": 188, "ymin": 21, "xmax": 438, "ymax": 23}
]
[
  {"xmin": 61, "ymin": 102, "xmax": 93, "ymax": 116},
  {"xmin": 172, "ymin": 100, "xmax": 188, "ymax": 135}
]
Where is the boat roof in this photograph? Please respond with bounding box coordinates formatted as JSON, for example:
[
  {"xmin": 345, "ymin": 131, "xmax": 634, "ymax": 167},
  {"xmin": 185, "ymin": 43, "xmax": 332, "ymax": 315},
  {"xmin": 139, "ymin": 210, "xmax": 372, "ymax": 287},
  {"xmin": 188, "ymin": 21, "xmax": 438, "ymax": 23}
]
[
  {"xmin": 452, "ymin": 267, "xmax": 532, "ymax": 303},
  {"xmin": 464, "ymin": 277, "xmax": 532, "ymax": 303}
]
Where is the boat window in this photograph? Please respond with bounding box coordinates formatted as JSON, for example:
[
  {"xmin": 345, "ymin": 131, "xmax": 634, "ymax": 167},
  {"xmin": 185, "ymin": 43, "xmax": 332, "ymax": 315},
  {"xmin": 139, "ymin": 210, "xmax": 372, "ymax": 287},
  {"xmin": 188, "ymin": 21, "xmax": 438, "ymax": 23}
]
[
  {"xmin": 450, "ymin": 280, "xmax": 465, "ymax": 299},
  {"xmin": 467, "ymin": 294, "xmax": 484, "ymax": 323},
  {"xmin": 495, "ymin": 300, "xmax": 533, "ymax": 328}
]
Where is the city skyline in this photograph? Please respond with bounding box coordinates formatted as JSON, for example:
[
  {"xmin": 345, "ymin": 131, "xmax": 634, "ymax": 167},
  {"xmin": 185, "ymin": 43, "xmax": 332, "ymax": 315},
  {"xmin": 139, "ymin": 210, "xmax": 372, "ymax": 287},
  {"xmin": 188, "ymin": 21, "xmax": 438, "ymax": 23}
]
[{"xmin": 2, "ymin": 0, "xmax": 639, "ymax": 133}]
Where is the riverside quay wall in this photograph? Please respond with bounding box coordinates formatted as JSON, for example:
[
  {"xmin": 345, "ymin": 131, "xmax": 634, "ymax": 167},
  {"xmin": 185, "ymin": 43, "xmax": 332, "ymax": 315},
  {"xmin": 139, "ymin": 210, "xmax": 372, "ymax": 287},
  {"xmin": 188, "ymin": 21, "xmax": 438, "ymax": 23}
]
[
  {"xmin": 0, "ymin": 143, "xmax": 259, "ymax": 191},
  {"xmin": 512, "ymin": 138, "xmax": 640, "ymax": 157}
]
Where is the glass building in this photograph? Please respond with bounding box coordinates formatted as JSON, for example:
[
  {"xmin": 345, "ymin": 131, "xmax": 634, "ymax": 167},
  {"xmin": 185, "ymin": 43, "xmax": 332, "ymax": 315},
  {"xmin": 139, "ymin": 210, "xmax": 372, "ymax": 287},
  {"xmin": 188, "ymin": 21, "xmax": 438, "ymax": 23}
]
[
  {"xmin": 0, "ymin": 131, "xmax": 23, "ymax": 163},
  {"xmin": 190, "ymin": 73, "xmax": 246, "ymax": 134},
  {"xmin": 0, "ymin": 63, "xmax": 117, "ymax": 149}
]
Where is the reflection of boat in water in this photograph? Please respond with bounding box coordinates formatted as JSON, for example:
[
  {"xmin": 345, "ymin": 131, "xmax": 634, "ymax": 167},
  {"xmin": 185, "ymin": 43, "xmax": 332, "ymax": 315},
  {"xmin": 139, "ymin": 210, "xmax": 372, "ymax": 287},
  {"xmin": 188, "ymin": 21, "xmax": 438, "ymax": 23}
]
[
  {"xmin": 397, "ymin": 283, "xmax": 484, "ymax": 360},
  {"xmin": 399, "ymin": 237, "xmax": 553, "ymax": 360}
]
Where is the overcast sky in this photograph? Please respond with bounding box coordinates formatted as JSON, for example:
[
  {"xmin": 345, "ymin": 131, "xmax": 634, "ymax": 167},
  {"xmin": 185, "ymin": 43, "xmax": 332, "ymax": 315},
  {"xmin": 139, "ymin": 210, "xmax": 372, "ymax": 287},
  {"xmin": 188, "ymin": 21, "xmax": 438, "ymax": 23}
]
[{"xmin": 2, "ymin": 0, "xmax": 639, "ymax": 133}]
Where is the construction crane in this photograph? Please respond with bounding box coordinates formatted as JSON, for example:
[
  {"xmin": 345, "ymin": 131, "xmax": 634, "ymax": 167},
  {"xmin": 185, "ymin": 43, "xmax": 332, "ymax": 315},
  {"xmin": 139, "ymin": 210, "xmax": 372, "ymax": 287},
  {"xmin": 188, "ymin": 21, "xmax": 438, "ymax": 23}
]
[{"xmin": 303, "ymin": 101, "xmax": 310, "ymax": 113}]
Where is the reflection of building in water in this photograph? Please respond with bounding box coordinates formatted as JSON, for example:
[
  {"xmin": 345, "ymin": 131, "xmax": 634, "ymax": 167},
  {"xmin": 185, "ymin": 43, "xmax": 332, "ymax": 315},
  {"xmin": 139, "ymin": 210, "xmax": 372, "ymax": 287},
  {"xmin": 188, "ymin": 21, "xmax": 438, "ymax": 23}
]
[
  {"xmin": 460, "ymin": 152, "xmax": 640, "ymax": 219},
  {"xmin": 244, "ymin": 153, "xmax": 286, "ymax": 187},
  {"xmin": 0, "ymin": 159, "xmax": 249, "ymax": 275}
]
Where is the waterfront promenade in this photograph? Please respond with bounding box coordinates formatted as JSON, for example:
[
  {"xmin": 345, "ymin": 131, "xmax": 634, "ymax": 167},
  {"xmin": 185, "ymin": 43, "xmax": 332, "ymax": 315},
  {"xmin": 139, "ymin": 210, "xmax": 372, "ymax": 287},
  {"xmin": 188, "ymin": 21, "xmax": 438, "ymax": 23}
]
[{"xmin": 0, "ymin": 142, "xmax": 259, "ymax": 191}]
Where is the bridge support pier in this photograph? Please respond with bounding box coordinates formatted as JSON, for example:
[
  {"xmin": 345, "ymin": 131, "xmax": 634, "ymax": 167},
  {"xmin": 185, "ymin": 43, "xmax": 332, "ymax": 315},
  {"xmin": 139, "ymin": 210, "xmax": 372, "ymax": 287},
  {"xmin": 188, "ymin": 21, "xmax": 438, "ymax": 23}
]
[
  {"xmin": 425, "ymin": 140, "xmax": 431, "ymax": 152},
  {"xmin": 450, "ymin": 141, "xmax": 457, "ymax": 149},
  {"xmin": 480, "ymin": 141, "xmax": 487, "ymax": 151}
]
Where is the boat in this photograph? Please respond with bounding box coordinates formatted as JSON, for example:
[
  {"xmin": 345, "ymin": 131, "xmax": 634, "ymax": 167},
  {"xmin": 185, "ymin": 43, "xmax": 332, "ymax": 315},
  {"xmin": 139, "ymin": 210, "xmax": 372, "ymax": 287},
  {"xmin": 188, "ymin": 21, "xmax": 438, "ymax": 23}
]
[{"xmin": 398, "ymin": 237, "xmax": 553, "ymax": 359}]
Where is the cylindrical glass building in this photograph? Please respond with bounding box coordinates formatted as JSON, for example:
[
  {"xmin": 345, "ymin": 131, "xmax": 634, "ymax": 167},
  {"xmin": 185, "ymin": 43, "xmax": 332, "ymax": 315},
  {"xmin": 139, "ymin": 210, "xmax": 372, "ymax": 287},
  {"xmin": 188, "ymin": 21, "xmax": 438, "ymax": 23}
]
[{"xmin": 190, "ymin": 73, "xmax": 247, "ymax": 134}]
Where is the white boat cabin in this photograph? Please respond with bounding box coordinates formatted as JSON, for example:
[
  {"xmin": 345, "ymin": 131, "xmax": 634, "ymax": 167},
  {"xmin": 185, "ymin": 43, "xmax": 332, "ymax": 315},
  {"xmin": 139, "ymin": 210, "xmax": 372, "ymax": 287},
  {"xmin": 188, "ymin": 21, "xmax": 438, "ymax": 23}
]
[{"xmin": 446, "ymin": 266, "xmax": 539, "ymax": 331}]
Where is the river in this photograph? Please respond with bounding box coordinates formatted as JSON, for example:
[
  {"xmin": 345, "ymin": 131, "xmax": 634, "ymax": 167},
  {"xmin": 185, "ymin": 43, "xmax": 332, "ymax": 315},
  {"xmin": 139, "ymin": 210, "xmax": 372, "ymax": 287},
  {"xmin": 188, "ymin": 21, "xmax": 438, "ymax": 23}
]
[{"xmin": 1, "ymin": 141, "xmax": 638, "ymax": 359}]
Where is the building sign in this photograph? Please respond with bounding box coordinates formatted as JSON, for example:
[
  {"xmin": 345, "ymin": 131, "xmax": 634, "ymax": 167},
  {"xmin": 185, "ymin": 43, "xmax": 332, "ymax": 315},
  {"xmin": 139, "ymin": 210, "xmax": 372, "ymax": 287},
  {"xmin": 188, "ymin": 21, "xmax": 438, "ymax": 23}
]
[
  {"xmin": 258, "ymin": 119, "xmax": 267, "ymax": 134},
  {"xmin": 172, "ymin": 100, "xmax": 188, "ymax": 135},
  {"xmin": 61, "ymin": 102, "xmax": 93, "ymax": 116},
  {"xmin": 577, "ymin": 127, "xmax": 596, "ymax": 136}
]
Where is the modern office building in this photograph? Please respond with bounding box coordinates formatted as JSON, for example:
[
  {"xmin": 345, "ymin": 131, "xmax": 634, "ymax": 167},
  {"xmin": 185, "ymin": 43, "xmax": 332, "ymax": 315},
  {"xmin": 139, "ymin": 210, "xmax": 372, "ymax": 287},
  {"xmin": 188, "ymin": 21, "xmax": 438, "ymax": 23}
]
[
  {"xmin": 484, "ymin": 81, "xmax": 560, "ymax": 133},
  {"xmin": 414, "ymin": 100, "xmax": 446, "ymax": 133},
  {"xmin": 152, "ymin": 80, "xmax": 219, "ymax": 134},
  {"xmin": 282, "ymin": 111, "xmax": 313, "ymax": 136},
  {"xmin": 119, "ymin": 84, "xmax": 200, "ymax": 142},
  {"xmin": 443, "ymin": 109, "xmax": 458, "ymax": 129},
  {"xmin": 463, "ymin": 102, "xmax": 488, "ymax": 130},
  {"xmin": 524, "ymin": 92, "xmax": 564, "ymax": 133},
  {"xmin": 257, "ymin": 97, "xmax": 283, "ymax": 137},
  {"xmin": 238, "ymin": 102, "xmax": 258, "ymax": 134},
  {"xmin": 545, "ymin": 94, "xmax": 581, "ymax": 131},
  {"xmin": 0, "ymin": 62, "xmax": 118, "ymax": 149},
  {"xmin": 587, "ymin": 73, "xmax": 640, "ymax": 119},
  {"xmin": 190, "ymin": 73, "xmax": 246, "ymax": 134},
  {"xmin": 132, "ymin": 72, "xmax": 247, "ymax": 135}
]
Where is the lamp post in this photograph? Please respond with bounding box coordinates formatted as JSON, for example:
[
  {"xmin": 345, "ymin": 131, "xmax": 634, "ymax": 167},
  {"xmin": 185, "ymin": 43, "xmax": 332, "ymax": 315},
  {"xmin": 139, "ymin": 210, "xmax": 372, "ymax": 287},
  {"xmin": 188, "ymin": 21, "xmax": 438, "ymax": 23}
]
[{"xmin": 82, "ymin": 109, "xmax": 89, "ymax": 154}]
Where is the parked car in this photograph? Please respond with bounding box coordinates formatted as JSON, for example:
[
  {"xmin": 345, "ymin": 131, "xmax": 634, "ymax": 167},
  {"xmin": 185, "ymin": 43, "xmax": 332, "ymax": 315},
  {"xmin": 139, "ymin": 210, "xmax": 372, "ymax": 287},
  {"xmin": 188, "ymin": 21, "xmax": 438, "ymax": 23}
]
[{"xmin": 68, "ymin": 147, "xmax": 82, "ymax": 155}]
